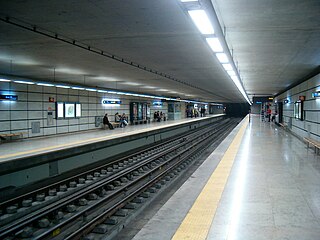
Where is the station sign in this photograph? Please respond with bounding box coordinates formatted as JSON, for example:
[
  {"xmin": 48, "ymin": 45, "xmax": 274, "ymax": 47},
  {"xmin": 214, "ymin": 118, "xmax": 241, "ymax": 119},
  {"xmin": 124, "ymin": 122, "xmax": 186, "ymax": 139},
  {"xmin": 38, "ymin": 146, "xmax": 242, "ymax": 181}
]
[
  {"xmin": 102, "ymin": 99, "xmax": 121, "ymax": 105},
  {"xmin": 153, "ymin": 101, "xmax": 163, "ymax": 106},
  {"xmin": 0, "ymin": 95, "xmax": 18, "ymax": 101}
]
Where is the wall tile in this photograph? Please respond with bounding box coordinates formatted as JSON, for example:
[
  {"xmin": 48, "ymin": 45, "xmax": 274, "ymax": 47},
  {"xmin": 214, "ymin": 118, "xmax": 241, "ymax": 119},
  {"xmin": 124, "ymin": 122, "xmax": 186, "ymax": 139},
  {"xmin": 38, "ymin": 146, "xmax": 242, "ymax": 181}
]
[
  {"xmin": 11, "ymin": 111, "xmax": 28, "ymax": 120},
  {"xmin": 11, "ymin": 120, "xmax": 28, "ymax": 130},
  {"xmin": 57, "ymin": 126, "xmax": 69, "ymax": 134},
  {"xmin": 28, "ymin": 102, "xmax": 43, "ymax": 111}
]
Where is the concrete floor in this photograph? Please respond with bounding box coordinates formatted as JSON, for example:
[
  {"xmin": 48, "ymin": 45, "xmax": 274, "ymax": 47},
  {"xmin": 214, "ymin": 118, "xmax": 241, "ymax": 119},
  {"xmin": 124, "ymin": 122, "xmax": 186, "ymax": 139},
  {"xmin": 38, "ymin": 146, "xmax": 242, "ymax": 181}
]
[{"xmin": 132, "ymin": 115, "xmax": 320, "ymax": 240}]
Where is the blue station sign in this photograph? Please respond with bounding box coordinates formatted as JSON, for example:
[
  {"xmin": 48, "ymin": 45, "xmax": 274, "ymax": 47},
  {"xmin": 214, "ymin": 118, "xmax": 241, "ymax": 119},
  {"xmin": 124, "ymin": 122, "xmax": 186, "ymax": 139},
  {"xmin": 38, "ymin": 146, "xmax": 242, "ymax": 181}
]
[{"xmin": 0, "ymin": 95, "xmax": 18, "ymax": 101}]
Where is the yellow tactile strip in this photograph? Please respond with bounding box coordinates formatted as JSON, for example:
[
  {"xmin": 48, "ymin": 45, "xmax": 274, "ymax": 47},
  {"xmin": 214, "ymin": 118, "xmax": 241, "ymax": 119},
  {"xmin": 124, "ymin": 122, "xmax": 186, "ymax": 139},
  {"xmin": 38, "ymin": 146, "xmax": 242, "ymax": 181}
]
[{"xmin": 172, "ymin": 118, "xmax": 248, "ymax": 240}]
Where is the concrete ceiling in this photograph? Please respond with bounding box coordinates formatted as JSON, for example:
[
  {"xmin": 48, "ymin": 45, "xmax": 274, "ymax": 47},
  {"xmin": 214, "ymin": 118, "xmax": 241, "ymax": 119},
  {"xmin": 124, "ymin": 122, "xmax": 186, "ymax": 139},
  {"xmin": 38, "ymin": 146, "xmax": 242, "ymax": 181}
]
[{"xmin": 0, "ymin": 0, "xmax": 319, "ymax": 102}]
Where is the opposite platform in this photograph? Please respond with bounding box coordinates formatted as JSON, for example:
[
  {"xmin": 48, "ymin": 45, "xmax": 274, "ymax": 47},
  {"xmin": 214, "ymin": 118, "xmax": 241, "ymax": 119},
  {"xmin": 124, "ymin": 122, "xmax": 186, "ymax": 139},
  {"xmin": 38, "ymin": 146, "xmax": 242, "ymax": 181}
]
[{"xmin": 0, "ymin": 114, "xmax": 225, "ymax": 189}]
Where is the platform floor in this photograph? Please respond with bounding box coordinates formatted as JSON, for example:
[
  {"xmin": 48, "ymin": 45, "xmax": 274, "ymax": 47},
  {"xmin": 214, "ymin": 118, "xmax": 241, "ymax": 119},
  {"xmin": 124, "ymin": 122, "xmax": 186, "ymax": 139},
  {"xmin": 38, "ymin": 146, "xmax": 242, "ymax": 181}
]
[
  {"xmin": 0, "ymin": 114, "xmax": 224, "ymax": 163},
  {"xmin": 132, "ymin": 115, "xmax": 320, "ymax": 240}
]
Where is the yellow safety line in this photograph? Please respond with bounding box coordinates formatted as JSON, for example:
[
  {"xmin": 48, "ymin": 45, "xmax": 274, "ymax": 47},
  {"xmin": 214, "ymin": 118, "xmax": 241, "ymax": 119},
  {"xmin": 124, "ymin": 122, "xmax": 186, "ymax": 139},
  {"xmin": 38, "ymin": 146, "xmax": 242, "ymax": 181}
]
[
  {"xmin": 172, "ymin": 118, "xmax": 248, "ymax": 240},
  {"xmin": 0, "ymin": 115, "xmax": 225, "ymax": 160},
  {"xmin": 0, "ymin": 129, "xmax": 146, "ymax": 160}
]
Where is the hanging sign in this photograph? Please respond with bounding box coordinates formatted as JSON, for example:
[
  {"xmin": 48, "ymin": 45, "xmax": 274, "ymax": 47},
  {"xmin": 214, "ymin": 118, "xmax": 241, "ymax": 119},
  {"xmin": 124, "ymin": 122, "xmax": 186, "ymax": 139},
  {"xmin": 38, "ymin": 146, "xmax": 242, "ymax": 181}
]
[
  {"xmin": 102, "ymin": 99, "xmax": 121, "ymax": 105},
  {"xmin": 0, "ymin": 95, "xmax": 18, "ymax": 101}
]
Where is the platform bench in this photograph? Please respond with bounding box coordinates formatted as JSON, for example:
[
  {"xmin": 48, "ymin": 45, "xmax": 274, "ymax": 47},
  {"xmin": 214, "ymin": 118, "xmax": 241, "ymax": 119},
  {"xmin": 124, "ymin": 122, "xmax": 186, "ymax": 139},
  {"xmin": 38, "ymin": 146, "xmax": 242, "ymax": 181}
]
[
  {"xmin": 304, "ymin": 137, "xmax": 320, "ymax": 154},
  {"xmin": 110, "ymin": 122, "xmax": 121, "ymax": 128},
  {"xmin": 279, "ymin": 122, "xmax": 288, "ymax": 130},
  {"xmin": 0, "ymin": 132, "xmax": 27, "ymax": 142}
]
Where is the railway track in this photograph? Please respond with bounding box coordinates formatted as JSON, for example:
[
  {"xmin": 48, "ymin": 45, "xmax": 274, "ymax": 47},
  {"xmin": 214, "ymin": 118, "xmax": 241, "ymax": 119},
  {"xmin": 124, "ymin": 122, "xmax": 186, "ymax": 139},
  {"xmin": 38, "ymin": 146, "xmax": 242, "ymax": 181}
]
[{"xmin": 0, "ymin": 118, "xmax": 238, "ymax": 240}]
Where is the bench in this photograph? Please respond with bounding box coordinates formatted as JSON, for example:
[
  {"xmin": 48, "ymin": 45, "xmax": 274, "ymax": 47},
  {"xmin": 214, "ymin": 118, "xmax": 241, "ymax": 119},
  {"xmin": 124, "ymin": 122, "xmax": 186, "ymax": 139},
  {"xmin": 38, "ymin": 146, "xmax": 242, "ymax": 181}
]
[
  {"xmin": 110, "ymin": 122, "xmax": 120, "ymax": 128},
  {"xmin": 304, "ymin": 137, "xmax": 320, "ymax": 154},
  {"xmin": 0, "ymin": 132, "xmax": 27, "ymax": 142},
  {"xmin": 279, "ymin": 122, "xmax": 288, "ymax": 130}
]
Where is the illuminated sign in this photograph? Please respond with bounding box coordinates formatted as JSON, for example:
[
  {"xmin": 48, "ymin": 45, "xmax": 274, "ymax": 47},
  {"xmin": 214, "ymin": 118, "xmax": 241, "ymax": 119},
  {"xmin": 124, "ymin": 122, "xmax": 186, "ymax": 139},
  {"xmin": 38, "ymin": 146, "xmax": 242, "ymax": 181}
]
[
  {"xmin": 0, "ymin": 95, "xmax": 18, "ymax": 101},
  {"xmin": 65, "ymin": 103, "xmax": 75, "ymax": 118},
  {"xmin": 56, "ymin": 102, "xmax": 64, "ymax": 118},
  {"xmin": 256, "ymin": 101, "xmax": 262, "ymax": 104},
  {"xmin": 153, "ymin": 101, "xmax": 163, "ymax": 106},
  {"xmin": 312, "ymin": 92, "xmax": 320, "ymax": 98},
  {"xmin": 102, "ymin": 99, "xmax": 121, "ymax": 105},
  {"xmin": 76, "ymin": 103, "xmax": 81, "ymax": 117}
]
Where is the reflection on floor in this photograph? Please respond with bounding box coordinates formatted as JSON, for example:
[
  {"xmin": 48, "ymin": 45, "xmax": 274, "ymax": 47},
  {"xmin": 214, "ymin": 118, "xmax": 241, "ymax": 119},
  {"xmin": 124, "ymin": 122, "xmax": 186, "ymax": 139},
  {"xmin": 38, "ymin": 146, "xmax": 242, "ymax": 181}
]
[{"xmin": 208, "ymin": 116, "xmax": 320, "ymax": 239}]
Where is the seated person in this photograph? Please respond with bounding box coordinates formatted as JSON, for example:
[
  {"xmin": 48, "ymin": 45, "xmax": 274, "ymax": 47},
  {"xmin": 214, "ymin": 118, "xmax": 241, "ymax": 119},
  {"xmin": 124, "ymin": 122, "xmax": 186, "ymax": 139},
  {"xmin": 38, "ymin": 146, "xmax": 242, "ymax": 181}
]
[
  {"xmin": 103, "ymin": 113, "xmax": 114, "ymax": 130},
  {"xmin": 120, "ymin": 113, "xmax": 128, "ymax": 128}
]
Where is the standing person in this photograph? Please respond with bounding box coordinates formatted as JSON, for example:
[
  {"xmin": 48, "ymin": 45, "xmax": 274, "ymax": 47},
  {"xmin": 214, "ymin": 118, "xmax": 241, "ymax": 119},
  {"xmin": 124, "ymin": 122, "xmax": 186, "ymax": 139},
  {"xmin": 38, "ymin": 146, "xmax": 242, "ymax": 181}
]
[
  {"xmin": 160, "ymin": 111, "xmax": 163, "ymax": 121},
  {"xmin": 267, "ymin": 107, "xmax": 271, "ymax": 122},
  {"xmin": 115, "ymin": 112, "xmax": 120, "ymax": 122},
  {"xmin": 103, "ymin": 113, "xmax": 114, "ymax": 130},
  {"xmin": 157, "ymin": 111, "xmax": 161, "ymax": 122},
  {"xmin": 153, "ymin": 111, "xmax": 158, "ymax": 121}
]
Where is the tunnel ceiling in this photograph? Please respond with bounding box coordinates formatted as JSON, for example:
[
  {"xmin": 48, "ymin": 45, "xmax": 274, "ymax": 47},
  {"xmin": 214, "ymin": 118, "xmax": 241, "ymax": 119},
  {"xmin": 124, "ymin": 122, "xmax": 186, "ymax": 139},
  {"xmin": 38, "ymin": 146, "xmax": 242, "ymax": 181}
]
[{"xmin": 0, "ymin": 0, "xmax": 319, "ymax": 103}]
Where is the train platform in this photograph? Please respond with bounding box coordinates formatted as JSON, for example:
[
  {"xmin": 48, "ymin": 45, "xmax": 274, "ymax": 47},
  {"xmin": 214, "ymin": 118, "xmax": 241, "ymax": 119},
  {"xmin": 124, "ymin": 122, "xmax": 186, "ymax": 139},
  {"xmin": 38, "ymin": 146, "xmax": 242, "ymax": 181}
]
[
  {"xmin": 0, "ymin": 114, "xmax": 224, "ymax": 163},
  {"xmin": 132, "ymin": 115, "xmax": 320, "ymax": 240},
  {"xmin": 0, "ymin": 114, "xmax": 225, "ymax": 189}
]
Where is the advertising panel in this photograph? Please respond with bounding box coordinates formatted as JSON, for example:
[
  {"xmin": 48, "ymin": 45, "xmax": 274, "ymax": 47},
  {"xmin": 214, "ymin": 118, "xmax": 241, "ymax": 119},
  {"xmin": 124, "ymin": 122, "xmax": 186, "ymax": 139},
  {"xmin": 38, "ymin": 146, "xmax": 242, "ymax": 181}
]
[
  {"xmin": 56, "ymin": 102, "xmax": 64, "ymax": 118},
  {"xmin": 65, "ymin": 103, "xmax": 75, "ymax": 118}
]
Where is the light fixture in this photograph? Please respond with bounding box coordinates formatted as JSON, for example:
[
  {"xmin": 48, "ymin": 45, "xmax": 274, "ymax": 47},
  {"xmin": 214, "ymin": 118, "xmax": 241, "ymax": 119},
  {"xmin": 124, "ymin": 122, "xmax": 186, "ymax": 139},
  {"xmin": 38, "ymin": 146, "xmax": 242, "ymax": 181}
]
[
  {"xmin": 216, "ymin": 53, "xmax": 228, "ymax": 63},
  {"xmin": 56, "ymin": 85, "xmax": 71, "ymax": 89},
  {"xmin": 206, "ymin": 38, "xmax": 223, "ymax": 52},
  {"xmin": 230, "ymin": 75, "xmax": 251, "ymax": 104},
  {"xmin": 0, "ymin": 78, "xmax": 11, "ymax": 82},
  {"xmin": 71, "ymin": 86, "xmax": 85, "ymax": 90},
  {"xmin": 37, "ymin": 83, "xmax": 55, "ymax": 87},
  {"xmin": 227, "ymin": 70, "xmax": 236, "ymax": 76},
  {"xmin": 188, "ymin": 10, "xmax": 214, "ymax": 34},
  {"xmin": 222, "ymin": 64, "xmax": 233, "ymax": 71},
  {"xmin": 14, "ymin": 80, "xmax": 35, "ymax": 85},
  {"xmin": 181, "ymin": 0, "xmax": 198, "ymax": 2},
  {"xmin": 85, "ymin": 88, "xmax": 97, "ymax": 92},
  {"xmin": 97, "ymin": 90, "xmax": 109, "ymax": 93}
]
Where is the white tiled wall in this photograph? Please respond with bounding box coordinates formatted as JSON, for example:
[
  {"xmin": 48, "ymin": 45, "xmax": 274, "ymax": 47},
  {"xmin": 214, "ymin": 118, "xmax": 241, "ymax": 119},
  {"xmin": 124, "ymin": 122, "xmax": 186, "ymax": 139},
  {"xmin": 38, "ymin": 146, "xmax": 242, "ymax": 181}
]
[
  {"xmin": 275, "ymin": 73, "xmax": 320, "ymax": 140},
  {"xmin": 0, "ymin": 81, "xmax": 169, "ymax": 138}
]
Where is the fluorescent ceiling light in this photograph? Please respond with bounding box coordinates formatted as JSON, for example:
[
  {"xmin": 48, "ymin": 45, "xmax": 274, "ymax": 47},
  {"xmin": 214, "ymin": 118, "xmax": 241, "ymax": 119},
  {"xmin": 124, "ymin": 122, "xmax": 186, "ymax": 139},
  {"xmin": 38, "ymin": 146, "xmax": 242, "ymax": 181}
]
[
  {"xmin": 71, "ymin": 86, "xmax": 85, "ymax": 90},
  {"xmin": 206, "ymin": 38, "xmax": 223, "ymax": 52},
  {"xmin": 227, "ymin": 70, "xmax": 236, "ymax": 76},
  {"xmin": 107, "ymin": 91, "xmax": 118, "ymax": 94},
  {"xmin": 119, "ymin": 82, "xmax": 140, "ymax": 86},
  {"xmin": 85, "ymin": 88, "xmax": 97, "ymax": 92},
  {"xmin": 222, "ymin": 63, "xmax": 233, "ymax": 71},
  {"xmin": 97, "ymin": 90, "xmax": 109, "ymax": 93},
  {"xmin": 55, "ymin": 68, "xmax": 86, "ymax": 75},
  {"xmin": 181, "ymin": 0, "xmax": 198, "ymax": 2},
  {"xmin": 14, "ymin": 80, "xmax": 35, "ymax": 85},
  {"xmin": 37, "ymin": 83, "xmax": 54, "ymax": 87},
  {"xmin": 188, "ymin": 10, "xmax": 214, "ymax": 34},
  {"xmin": 230, "ymin": 75, "xmax": 251, "ymax": 104},
  {"xmin": 92, "ymin": 76, "xmax": 118, "ymax": 82},
  {"xmin": 0, "ymin": 78, "xmax": 11, "ymax": 82},
  {"xmin": 141, "ymin": 86, "xmax": 156, "ymax": 89},
  {"xmin": 56, "ymin": 85, "xmax": 70, "ymax": 89},
  {"xmin": 216, "ymin": 53, "xmax": 228, "ymax": 63}
]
